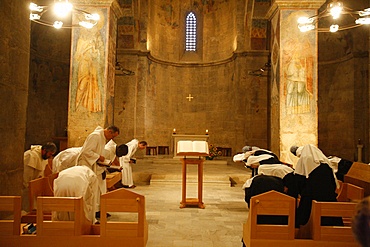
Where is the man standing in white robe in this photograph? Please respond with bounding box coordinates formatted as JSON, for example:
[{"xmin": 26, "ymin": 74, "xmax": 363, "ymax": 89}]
[
  {"xmin": 120, "ymin": 139, "xmax": 147, "ymax": 188},
  {"xmin": 76, "ymin": 125, "xmax": 120, "ymax": 219}
]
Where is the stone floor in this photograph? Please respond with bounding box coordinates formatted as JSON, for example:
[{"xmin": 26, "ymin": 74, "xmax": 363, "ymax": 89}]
[{"xmin": 110, "ymin": 156, "xmax": 252, "ymax": 247}]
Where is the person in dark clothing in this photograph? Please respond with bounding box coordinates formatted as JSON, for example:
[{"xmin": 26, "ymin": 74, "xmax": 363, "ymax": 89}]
[
  {"xmin": 245, "ymin": 173, "xmax": 294, "ymax": 225},
  {"xmin": 295, "ymin": 163, "xmax": 342, "ymax": 227},
  {"xmin": 288, "ymin": 144, "xmax": 343, "ymax": 228},
  {"xmin": 336, "ymin": 158, "xmax": 353, "ymax": 181}
]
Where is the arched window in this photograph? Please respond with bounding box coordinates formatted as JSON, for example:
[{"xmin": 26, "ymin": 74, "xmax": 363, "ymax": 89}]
[{"xmin": 185, "ymin": 12, "xmax": 196, "ymax": 51}]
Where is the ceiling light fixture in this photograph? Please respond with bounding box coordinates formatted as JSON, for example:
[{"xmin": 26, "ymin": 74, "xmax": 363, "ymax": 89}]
[
  {"xmin": 298, "ymin": 0, "xmax": 370, "ymax": 33},
  {"xmin": 29, "ymin": 0, "xmax": 100, "ymax": 29}
]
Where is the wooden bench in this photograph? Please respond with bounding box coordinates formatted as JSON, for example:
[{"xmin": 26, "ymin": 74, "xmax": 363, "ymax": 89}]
[
  {"xmin": 37, "ymin": 196, "xmax": 92, "ymax": 236},
  {"xmin": 0, "ymin": 196, "xmax": 21, "ymax": 236},
  {"xmin": 306, "ymin": 200, "xmax": 357, "ymax": 243},
  {"xmin": 344, "ymin": 162, "xmax": 370, "ymax": 197},
  {"xmin": 243, "ymin": 190, "xmax": 296, "ymax": 247},
  {"xmin": 337, "ymin": 182, "xmax": 364, "ymax": 202},
  {"xmin": 21, "ymin": 173, "xmax": 58, "ymax": 223},
  {"xmin": 242, "ymin": 191, "xmax": 360, "ymax": 247},
  {"xmin": 0, "ymin": 189, "xmax": 148, "ymax": 247},
  {"xmin": 146, "ymin": 146, "xmax": 157, "ymax": 155},
  {"xmin": 99, "ymin": 188, "xmax": 148, "ymax": 246},
  {"xmin": 106, "ymin": 171, "xmax": 122, "ymax": 190}
]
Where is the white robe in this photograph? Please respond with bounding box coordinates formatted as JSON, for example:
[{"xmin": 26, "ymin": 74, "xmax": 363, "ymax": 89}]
[
  {"xmin": 52, "ymin": 147, "xmax": 82, "ymax": 173},
  {"xmin": 76, "ymin": 126, "xmax": 107, "ymax": 208},
  {"xmin": 103, "ymin": 139, "xmax": 117, "ymax": 160},
  {"xmin": 53, "ymin": 166, "xmax": 98, "ymax": 223},
  {"xmin": 23, "ymin": 145, "xmax": 48, "ymax": 188},
  {"xmin": 120, "ymin": 139, "xmax": 138, "ymax": 186},
  {"xmin": 242, "ymin": 164, "xmax": 294, "ymax": 190},
  {"xmin": 295, "ymin": 144, "xmax": 339, "ymax": 188}
]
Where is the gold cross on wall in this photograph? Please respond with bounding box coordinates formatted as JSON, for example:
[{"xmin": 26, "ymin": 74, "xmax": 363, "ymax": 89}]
[{"xmin": 186, "ymin": 94, "xmax": 194, "ymax": 102}]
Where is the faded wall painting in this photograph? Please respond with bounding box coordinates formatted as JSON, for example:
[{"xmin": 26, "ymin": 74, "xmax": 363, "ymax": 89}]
[
  {"xmin": 71, "ymin": 9, "xmax": 107, "ymax": 113},
  {"xmin": 281, "ymin": 11, "xmax": 315, "ymax": 115}
]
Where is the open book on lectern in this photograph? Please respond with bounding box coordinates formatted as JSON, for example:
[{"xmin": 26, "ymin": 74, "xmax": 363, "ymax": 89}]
[{"xmin": 177, "ymin": 140, "xmax": 209, "ymax": 156}]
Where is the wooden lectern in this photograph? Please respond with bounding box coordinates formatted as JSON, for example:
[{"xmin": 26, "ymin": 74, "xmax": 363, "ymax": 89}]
[
  {"xmin": 344, "ymin": 162, "xmax": 370, "ymax": 197},
  {"xmin": 179, "ymin": 156, "xmax": 205, "ymax": 209},
  {"xmin": 176, "ymin": 140, "xmax": 209, "ymax": 209}
]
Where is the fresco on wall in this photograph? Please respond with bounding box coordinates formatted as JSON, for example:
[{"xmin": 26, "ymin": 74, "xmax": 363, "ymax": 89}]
[
  {"xmin": 118, "ymin": 17, "xmax": 135, "ymax": 48},
  {"xmin": 251, "ymin": 19, "xmax": 267, "ymax": 50},
  {"xmin": 159, "ymin": 1, "xmax": 178, "ymax": 28},
  {"xmin": 282, "ymin": 11, "xmax": 314, "ymax": 115},
  {"xmin": 71, "ymin": 9, "xmax": 107, "ymax": 113}
]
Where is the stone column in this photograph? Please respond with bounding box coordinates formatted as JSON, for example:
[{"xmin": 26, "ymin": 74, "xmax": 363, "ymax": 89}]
[
  {"xmin": 0, "ymin": 0, "xmax": 31, "ymax": 196},
  {"xmin": 266, "ymin": 0, "xmax": 325, "ymax": 164},
  {"xmin": 68, "ymin": 0, "xmax": 123, "ymax": 146}
]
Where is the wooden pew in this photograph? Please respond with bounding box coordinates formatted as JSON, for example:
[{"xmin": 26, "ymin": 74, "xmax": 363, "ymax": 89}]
[
  {"xmin": 37, "ymin": 196, "xmax": 92, "ymax": 236},
  {"xmin": 298, "ymin": 200, "xmax": 359, "ymax": 246},
  {"xmin": 0, "ymin": 196, "xmax": 21, "ymax": 236},
  {"xmin": 336, "ymin": 182, "xmax": 364, "ymax": 226},
  {"xmin": 106, "ymin": 171, "xmax": 122, "ymax": 191},
  {"xmin": 337, "ymin": 182, "xmax": 364, "ymax": 202},
  {"xmin": 242, "ymin": 190, "xmax": 297, "ymax": 247},
  {"xmin": 0, "ymin": 189, "xmax": 149, "ymax": 247},
  {"xmin": 243, "ymin": 191, "xmax": 361, "ymax": 247},
  {"xmin": 344, "ymin": 162, "xmax": 370, "ymax": 197},
  {"xmin": 21, "ymin": 173, "xmax": 58, "ymax": 223},
  {"xmin": 99, "ymin": 188, "xmax": 148, "ymax": 247}
]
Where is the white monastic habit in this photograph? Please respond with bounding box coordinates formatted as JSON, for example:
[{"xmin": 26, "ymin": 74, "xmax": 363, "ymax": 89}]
[
  {"xmin": 103, "ymin": 140, "xmax": 116, "ymax": 158},
  {"xmin": 52, "ymin": 147, "xmax": 82, "ymax": 173},
  {"xmin": 23, "ymin": 145, "xmax": 48, "ymax": 188},
  {"xmin": 119, "ymin": 139, "xmax": 139, "ymax": 187},
  {"xmin": 76, "ymin": 126, "xmax": 107, "ymax": 210},
  {"xmin": 242, "ymin": 164, "xmax": 294, "ymax": 190},
  {"xmin": 295, "ymin": 144, "xmax": 340, "ymax": 188},
  {"xmin": 53, "ymin": 166, "xmax": 98, "ymax": 223}
]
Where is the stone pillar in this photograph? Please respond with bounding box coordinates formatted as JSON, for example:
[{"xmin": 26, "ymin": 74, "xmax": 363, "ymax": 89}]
[
  {"xmin": 267, "ymin": 0, "xmax": 325, "ymax": 164},
  {"xmin": 0, "ymin": 0, "xmax": 31, "ymax": 196},
  {"xmin": 68, "ymin": 0, "xmax": 123, "ymax": 146}
]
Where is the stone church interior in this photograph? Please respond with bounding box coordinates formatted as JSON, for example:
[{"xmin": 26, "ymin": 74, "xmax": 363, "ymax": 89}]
[{"xmin": 1, "ymin": 0, "xmax": 370, "ymax": 246}]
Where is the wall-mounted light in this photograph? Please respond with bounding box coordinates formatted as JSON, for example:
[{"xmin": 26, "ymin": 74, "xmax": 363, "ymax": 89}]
[
  {"xmin": 29, "ymin": 0, "xmax": 100, "ymax": 29},
  {"xmin": 298, "ymin": 0, "xmax": 370, "ymax": 33}
]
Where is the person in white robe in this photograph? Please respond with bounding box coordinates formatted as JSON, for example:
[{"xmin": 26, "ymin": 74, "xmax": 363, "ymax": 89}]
[
  {"xmin": 289, "ymin": 144, "xmax": 341, "ymax": 227},
  {"xmin": 119, "ymin": 139, "xmax": 147, "ymax": 188},
  {"xmin": 52, "ymin": 147, "xmax": 82, "ymax": 173},
  {"xmin": 52, "ymin": 141, "xmax": 127, "ymax": 174},
  {"xmin": 76, "ymin": 125, "xmax": 120, "ymax": 218},
  {"xmin": 291, "ymin": 144, "xmax": 339, "ymax": 188},
  {"xmin": 22, "ymin": 142, "xmax": 57, "ymax": 211},
  {"xmin": 53, "ymin": 166, "xmax": 98, "ymax": 223}
]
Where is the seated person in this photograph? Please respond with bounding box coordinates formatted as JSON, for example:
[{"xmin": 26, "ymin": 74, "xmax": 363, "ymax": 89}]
[{"xmin": 289, "ymin": 144, "xmax": 342, "ymax": 228}]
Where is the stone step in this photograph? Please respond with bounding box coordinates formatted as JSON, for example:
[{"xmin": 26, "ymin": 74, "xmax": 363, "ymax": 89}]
[{"xmin": 150, "ymin": 173, "xmax": 231, "ymax": 186}]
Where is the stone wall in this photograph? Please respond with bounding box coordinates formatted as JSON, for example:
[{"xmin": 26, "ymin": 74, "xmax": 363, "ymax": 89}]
[{"xmin": 318, "ymin": 26, "xmax": 369, "ymax": 161}]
